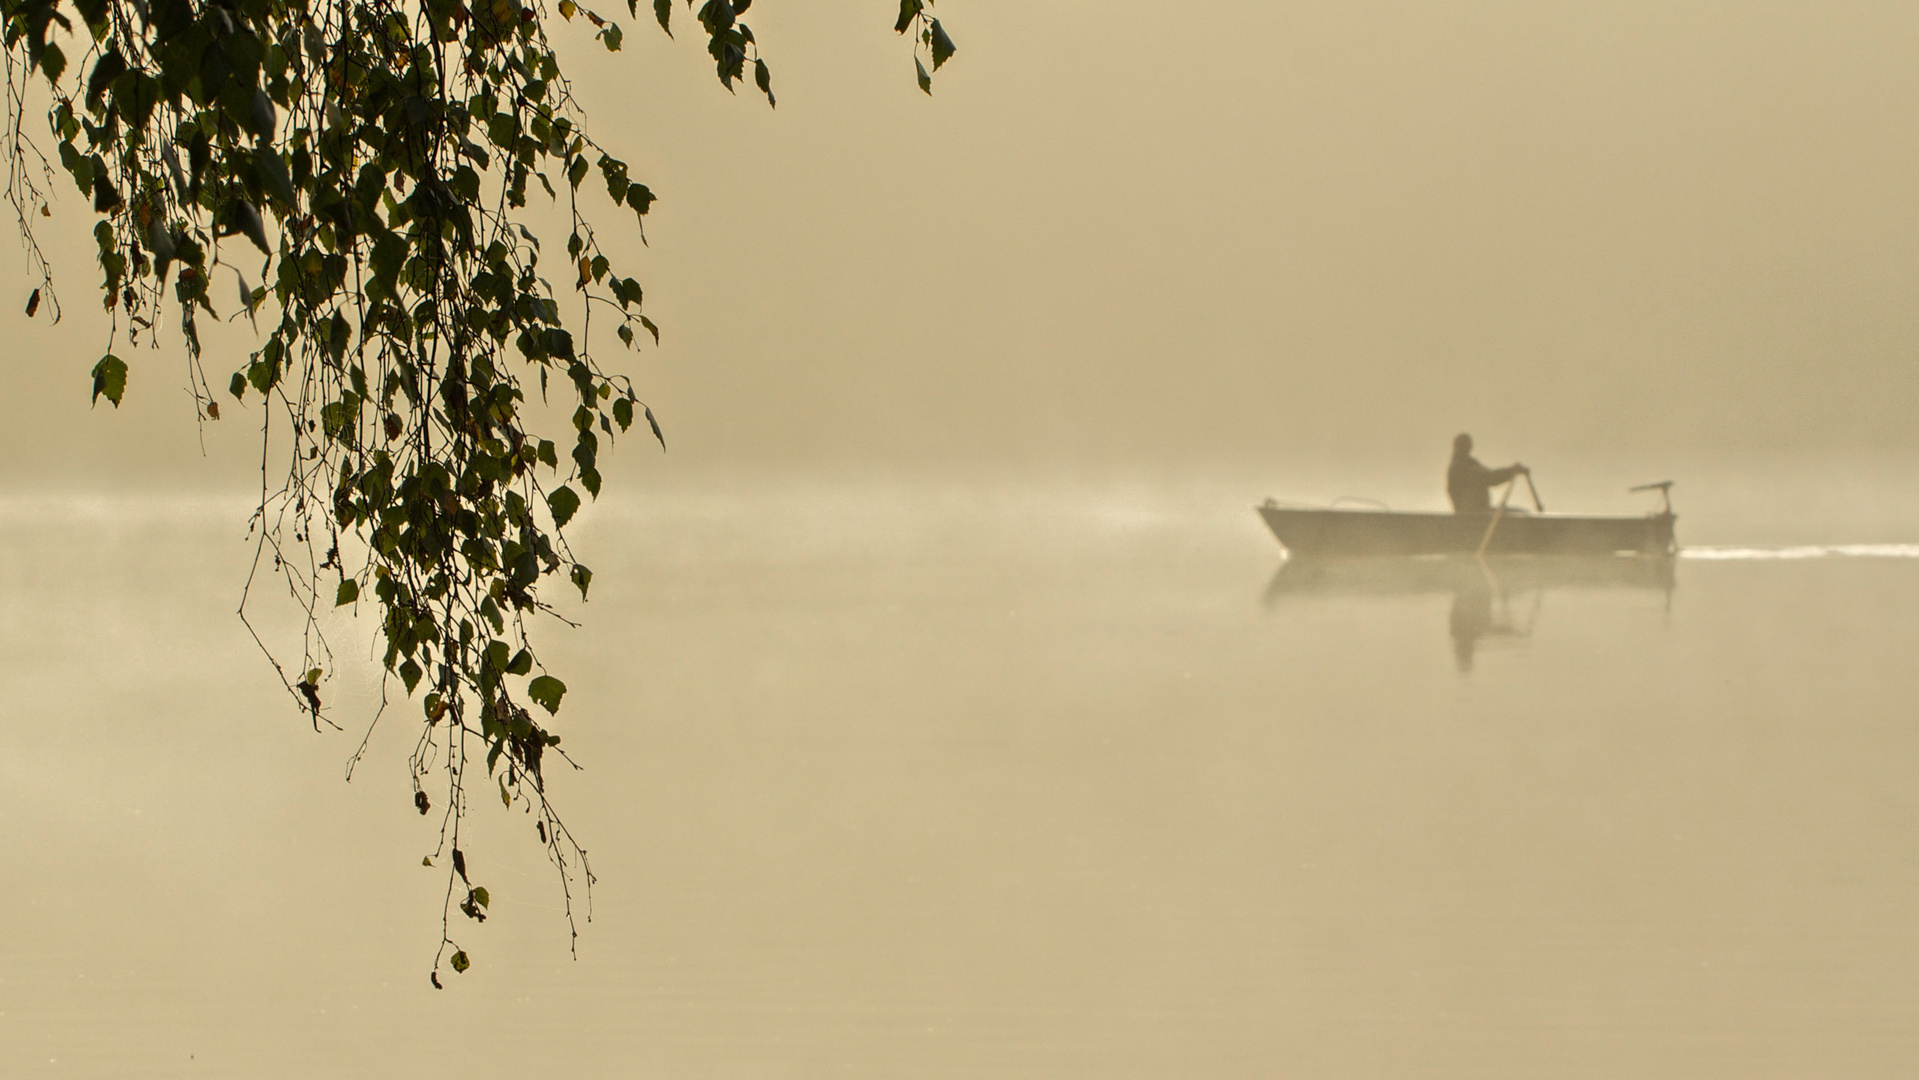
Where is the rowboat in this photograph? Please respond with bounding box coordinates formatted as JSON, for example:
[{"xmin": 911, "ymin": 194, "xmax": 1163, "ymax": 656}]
[{"xmin": 1256, "ymin": 484, "xmax": 1677, "ymax": 558}]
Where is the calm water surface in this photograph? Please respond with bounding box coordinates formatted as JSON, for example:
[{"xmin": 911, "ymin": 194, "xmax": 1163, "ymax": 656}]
[{"xmin": 4, "ymin": 478, "xmax": 1918, "ymax": 1077}]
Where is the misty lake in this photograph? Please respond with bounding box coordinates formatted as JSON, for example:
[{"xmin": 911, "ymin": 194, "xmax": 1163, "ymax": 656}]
[{"xmin": 5, "ymin": 470, "xmax": 1919, "ymax": 1077}]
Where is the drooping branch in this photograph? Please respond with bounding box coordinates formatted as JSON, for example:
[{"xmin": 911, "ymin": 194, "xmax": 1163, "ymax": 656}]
[{"xmin": 4, "ymin": 0, "xmax": 954, "ymax": 984}]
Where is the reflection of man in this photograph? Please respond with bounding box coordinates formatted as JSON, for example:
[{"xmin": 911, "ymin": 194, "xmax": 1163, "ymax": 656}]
[
  {"xmin": 1448, "ymin": 584, "xmax": 1492, "ymax": 672},
  {"xmin": 1447, "ymin": 433, "xmax": 1529, "ymax": 514}
]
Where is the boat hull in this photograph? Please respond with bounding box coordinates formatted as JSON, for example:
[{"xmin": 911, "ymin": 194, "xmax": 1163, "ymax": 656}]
[{"xmin": 1257, "ymin": 504, "xmax": 1676, "ymax": 557}]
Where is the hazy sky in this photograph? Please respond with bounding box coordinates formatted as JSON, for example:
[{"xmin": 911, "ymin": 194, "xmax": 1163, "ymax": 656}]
[{"xmin": 5, "ymin": 1, "xmax": 1917, "ymax": 492}]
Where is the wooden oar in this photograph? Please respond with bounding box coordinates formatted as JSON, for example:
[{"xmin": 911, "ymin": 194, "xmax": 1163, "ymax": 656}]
[{"xmin": 1477, "ymin": 478, "xmax": 1517, "ymax": 557}]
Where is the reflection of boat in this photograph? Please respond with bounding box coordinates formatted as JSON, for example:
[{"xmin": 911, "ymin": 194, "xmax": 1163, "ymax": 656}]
[
  {"xmin": 1257, "ymin": 502, "xmax": 1677, "ymax": 557},
  {"xmin": 1263, "ymin": 553, "xmax": 1675, "ymax": 672},
  {"xmin": 1262, "ymin": 552, "xmax": 1675, "ymax": 604}
]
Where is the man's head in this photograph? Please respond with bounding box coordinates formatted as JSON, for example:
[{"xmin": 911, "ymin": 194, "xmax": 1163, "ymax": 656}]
[{"xmin": 1453, "ymin": 433, "xmax": 1473, "ymax": 456}]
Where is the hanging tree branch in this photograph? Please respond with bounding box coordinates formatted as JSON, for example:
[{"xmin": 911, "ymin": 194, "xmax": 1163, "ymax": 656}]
[{"xmin": 3, "ymin": 0, "xmax": 955, "ymax": 986}]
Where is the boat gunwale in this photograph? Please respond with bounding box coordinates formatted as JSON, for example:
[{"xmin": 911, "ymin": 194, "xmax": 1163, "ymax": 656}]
[{"xmin": 1255, "ymin": 503, "xmax": 1674, "ymax": 525}]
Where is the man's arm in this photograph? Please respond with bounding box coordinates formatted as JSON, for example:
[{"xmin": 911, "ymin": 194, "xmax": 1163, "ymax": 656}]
[{"xmin": 1485, "ymin": 463, "xmax": 1528, "ymax": 487}]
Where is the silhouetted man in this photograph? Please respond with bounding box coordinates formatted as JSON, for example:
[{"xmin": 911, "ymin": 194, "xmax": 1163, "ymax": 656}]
[{"xmin": 1447, "ymin": 433, "xmax": 1529, "ymax": 514}]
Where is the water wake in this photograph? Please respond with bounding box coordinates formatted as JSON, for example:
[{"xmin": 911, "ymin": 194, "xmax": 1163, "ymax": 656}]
[{"xmin": 1681, "ymin": 544, "xmax": 1919, "ymax": 560}]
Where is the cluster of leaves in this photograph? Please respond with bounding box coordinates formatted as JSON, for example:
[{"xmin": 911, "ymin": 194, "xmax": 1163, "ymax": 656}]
[{"xmin": 3, "ymin": 0, "xmax": 951, "ymax": 984}]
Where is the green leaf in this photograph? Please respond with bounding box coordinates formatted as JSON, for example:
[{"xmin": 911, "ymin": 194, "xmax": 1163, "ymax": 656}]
[
  {"xmin": 450, "ymin": 950, "xmax": 470, "ymax": 974},
  {"xmin": 230, "ymin": 200, "xmax": 271, "ymax": 256},
  {"xmin": 74, "ymin": 0, "xmax": 107, "ymax": 30},
  {"xmin": 90, "ymin": 355, "xmax": 127, "ymax": 407},
  {"xmin": 611, "ymin": 276, "xmax": 642, "ymax": 308},
  {"xmin": 472, "ymin": 886, "xmax": 490, "ymax": 908},
  {"xmin": 602, "ymin": 22, "xmax": 622, "ymax": 51},
  {"xmin": 229, "ymin": 372, "xmax": 247, "ymax": 400},
  {"xmin": 399, "ymin": 658, "xmax": 424, "ymax": 693},
  {"xmin": 92, "ymin": 175, "xmax": 122, "ymax": 213},
  {"xmin": 654, "ymin": 0, "xmax": 672, "ymax": 34},
  {"xmin": 67, "ymin": 147, "xmax": 92, "ymax": 198},
  {"xmin": 644, "ymin": 405, "xmax": 665, "ymax": 450},
  {"xmin": 453, "ymin": 165, "xmax": 481, "ymax": 203},
  {"xmin": 507, "ymin": 649, "xmax": 533, "ymax": 676},
  {"xmin": 40, "ymin": 43, "xmax": 66, "ymax": 85},
  {"xmin": 488, "ymin": 112, "xmax": 516, "ymax": 149},
  {"xmin": 916, "ymin": 56, "xmax": 931, "ymax": 95},
  {"xmin": 86, "ymin": 48, "xmax": 126, "ymax": 107},
  {"xmin": 754, "ymin": 59, "xmax": 774, "ymax": 107},
  {"xmin": 527, "ymin": 675, "xmax": 566, "ymax": 714},
  {"xmin": 930, "ymin": 19, "xmax": 956, "ymax": 69},
  {"xmin": 255, "ymin": 146, "xmax": 295, "ymax": 207},
  {"xmin": 537, "ymin": 440, "xmax": 559, "ymax": 469},
  {"xmin": 326, "ymin": 311, "xmax": 351, "ymax": 363},
  {"xmin": 894, "ymin": 0, "xmax": 921, "ymax": 34},
  {"xmin": 370, "ymin": 233, "xmax": 407, "ymax": 290},
  {"xmin": 612, "ymin": 397, "xmax": 633, "ymax": 431},
  {"xmin": 336, "ymin": 579, "xmax": 359, "ymax": 606},
  {"xmin": 570, "ymin": 563, "xmax": 592, "ymax": 600},
  {"xmin": 599, "ymin": 156, "xmax": 630, "ymax": 204},
  {"xmin": 547, "ymin": 485, "xmax": 581, "ymax": 527},
  {"xmin": 247, "ymin": 87, "xmax": 277, "ymax": 140}
]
